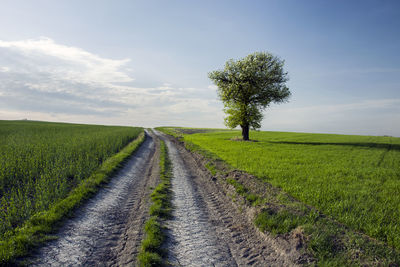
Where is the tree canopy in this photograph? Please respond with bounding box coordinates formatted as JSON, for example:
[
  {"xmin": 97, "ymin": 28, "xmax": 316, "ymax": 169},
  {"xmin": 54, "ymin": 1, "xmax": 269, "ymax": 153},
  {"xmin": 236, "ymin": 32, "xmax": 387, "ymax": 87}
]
[{"xmin": 208, "ymin": 52, "xmax": 291, "ymax": 140}]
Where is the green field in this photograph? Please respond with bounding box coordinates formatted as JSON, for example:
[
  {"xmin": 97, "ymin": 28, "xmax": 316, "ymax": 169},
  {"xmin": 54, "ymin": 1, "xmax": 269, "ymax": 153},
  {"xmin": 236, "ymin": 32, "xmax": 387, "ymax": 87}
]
[
  {"xmin": 0, "ymin": 120, "xmax": 142, "ymax": 238},
  {"xmin": 179, "ymin": 129, "xmax": 400, "ymax": 250}
]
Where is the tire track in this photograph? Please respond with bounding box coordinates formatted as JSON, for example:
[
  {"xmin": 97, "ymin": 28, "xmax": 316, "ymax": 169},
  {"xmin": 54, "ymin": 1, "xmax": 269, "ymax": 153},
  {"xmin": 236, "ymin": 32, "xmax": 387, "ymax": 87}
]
[
  {"xmin": 155, "ymin": 131, "xmax": 236, "ymax": 266},
  {"xmin": 28, "ymin": 130, "xmax": 159, "ymax": 266},
  {"xmin": 157, "ymin": 131, "xmax": 300, "ymax": 267},
  {"xmin": 28, "ymin": 129, "xmax": 302, "ymax": 266}
]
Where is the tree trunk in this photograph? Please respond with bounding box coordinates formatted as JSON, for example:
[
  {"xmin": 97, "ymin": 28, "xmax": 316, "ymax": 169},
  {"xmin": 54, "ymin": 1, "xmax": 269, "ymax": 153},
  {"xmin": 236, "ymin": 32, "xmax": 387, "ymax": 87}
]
[{"xmin": 241, "ymin": 124, "xmax": 249, "ymax": 141}]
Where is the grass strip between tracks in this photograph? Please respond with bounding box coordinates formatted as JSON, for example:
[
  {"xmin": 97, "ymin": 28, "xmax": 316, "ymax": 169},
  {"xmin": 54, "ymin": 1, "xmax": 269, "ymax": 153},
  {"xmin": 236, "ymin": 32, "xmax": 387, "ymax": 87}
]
[
  {"xmin": 156, "ymin": 127, "xmax": 400, "ymax": 266},
  {"xmin": 0, "ymin": 131, "xmax": 146, "ymax": 265},
  {"xmin": 138, "ymin": 139, "xmax": 172, "ymax": 266}
]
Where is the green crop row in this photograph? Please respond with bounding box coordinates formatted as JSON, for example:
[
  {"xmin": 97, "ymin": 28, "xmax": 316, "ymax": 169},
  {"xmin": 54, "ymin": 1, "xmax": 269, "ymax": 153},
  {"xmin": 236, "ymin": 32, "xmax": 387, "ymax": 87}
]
[{"xmin": 0, "ymin": 120, "xmax": 142, "ymax": 239}]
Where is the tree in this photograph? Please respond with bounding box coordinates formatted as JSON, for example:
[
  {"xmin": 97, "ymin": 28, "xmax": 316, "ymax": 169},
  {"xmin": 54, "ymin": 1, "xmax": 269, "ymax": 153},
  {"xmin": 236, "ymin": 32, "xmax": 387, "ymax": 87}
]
[{"xmin": 208, "ymin": 52, "xmax": 291, "ymax": 140}]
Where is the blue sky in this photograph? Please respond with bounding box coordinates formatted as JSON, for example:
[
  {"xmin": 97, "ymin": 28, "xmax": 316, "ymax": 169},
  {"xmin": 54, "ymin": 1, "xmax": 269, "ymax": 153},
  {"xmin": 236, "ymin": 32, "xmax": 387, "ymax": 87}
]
[{"xmin": 0, "ymin": 0, "xmax": 399, "ymax": 136}]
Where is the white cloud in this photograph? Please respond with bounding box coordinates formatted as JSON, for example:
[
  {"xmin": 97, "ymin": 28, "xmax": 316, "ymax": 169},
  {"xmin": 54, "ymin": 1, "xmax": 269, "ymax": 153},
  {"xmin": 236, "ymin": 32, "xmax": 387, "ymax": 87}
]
[
  {"xmin": 0, "ymin": 66, "xmax": 10, "ymax": 72},
  {"xmin": 0, "ymin": 37, "xmax": 132, "ymax": 85},
  {"xmin": 272, "ymin": 99, "xmax": 400, "ymax": 114},
  {"xmin": 2, "ymin": 37, "xmax": 396, "ymax": 135},
  {"xmin": 0, "ymin": 37, "xmax": 223, "ymax": 127},
  {"xmin": 263, "ymin": 99, "xmax": 400, "ymax": 136}
]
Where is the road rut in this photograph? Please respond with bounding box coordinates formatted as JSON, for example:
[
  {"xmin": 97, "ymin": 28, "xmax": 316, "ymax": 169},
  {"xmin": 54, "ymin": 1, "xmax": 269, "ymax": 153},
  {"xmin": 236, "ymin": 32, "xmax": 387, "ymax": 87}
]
[
  {"xmin": 28, "ymin": 130, "xmax": 300, "ymax": 266},
  {"xmin": 156, "ymin": 131, "xmax": 300, "ymax": 267},
  {"xmin": 29, "ymin": 130, "xmax": 160, "ymax": 266},
  {"xmin": 158, "ymin": 132, "xmax": 236, "ymax": 266}
]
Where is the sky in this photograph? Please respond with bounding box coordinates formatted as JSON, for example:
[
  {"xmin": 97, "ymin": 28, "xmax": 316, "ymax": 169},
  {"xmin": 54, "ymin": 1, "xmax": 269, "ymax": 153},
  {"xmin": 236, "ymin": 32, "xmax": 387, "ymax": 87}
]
[{"xmin": 0, "ymin": 0, "xmax": 399, "ymax": 136}]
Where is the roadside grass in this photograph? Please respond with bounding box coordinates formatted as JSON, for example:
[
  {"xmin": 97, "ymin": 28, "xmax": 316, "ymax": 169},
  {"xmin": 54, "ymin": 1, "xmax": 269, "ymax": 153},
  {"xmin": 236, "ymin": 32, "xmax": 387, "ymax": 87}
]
[
  {"xmin": 159, "ymin": 127, "xmax": 400, "ymax": 265},
  {"xmin": 226, "ymin": 178, "xmax": 259, "ymax": 205},
  {"xmin": 0, "ymin": 127, "xmax": 145, "ymax": 265},
  {"xmin": 138, "ymin": 140, "xmax": 172, "ymax": 266}
]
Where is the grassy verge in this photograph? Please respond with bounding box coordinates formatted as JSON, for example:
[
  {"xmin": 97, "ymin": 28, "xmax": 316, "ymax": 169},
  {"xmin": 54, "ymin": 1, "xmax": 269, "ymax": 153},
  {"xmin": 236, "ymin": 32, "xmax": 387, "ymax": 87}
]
[
  {"xmin": 138, "ymin": 140, "xmax": 172, "ymax": 266},
  {"xmin": 0, "ymin": 131, "xmax": 145, "ymax": 265},
  {"xmin": 157, "ymin": 127, "xmax": 400, "ymax": 266}
]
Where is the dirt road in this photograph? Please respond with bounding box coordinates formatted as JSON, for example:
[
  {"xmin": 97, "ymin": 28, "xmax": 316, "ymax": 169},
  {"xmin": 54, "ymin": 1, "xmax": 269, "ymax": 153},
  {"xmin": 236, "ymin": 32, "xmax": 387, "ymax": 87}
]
[
  {"xmin": 29, "ymin": 130, "xmax": 300, "ymax": 266},
  {"xmin": 156, "ymin": 131, "xmax": 299, "ymax": 266},
  {"xmin": 29, "ymin": 130, "xmax": 160, "ymax": 266}
]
